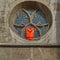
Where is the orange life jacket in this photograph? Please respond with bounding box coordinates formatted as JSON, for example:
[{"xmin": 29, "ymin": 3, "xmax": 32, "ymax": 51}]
[{"xmin": 26, "ymin": 27, "xmax": 34, "ymax": 40}]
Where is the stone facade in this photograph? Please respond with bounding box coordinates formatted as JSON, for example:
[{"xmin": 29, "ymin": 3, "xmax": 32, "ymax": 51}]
[
  {"xmin": 0, "ymin": 0, "xmax": 60, "ymax": 60},
  {"xmin": 0, "ymin": 0, "xmax": 56, "ymax": 45}
]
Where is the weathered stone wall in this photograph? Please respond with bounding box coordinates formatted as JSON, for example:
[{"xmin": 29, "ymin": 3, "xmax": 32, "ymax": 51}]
[
  {"xmin": 0, "ymin": 0, "xmax": 56, "ymax": 44},
  {"xmin": 0, "ymin": 0, "xmax": 60, "ymax": 60}
]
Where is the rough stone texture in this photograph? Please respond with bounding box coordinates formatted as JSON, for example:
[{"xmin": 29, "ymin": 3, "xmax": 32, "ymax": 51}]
[
  {"xmin": 55, "ymin": 0, "xmax": 60, "ymax": 44},
  {"xmin": 4, "ymin": 0, "xmax": 56, "ymax": 45},
  {"xmin": 0, "ymin": 0, "xmax": 56, "ymax": 44},
  {"xmin": 0, "ymin": 0, "xmax": 60, "ymax": 60},
  {"xmin": 0, "ymin": 48, "xmax": 60, "ymax": 60},
  {"xmin": 0, "ymin": 48, "xmax": 11, "ymax": 60}
]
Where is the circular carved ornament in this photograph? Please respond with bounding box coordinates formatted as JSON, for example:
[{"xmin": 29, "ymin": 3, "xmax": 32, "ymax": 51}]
[{"xmin": 9, "ymin": 1, "xmax": 53, "ymax": 43}]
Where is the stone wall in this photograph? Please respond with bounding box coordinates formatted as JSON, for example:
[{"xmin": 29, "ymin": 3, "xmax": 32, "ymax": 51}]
[
  {"xmin": 0, "ymin": 0, "xmax": 60, "ymax": 60},
  {"xmin": 0, "ymin": 0, "xmax": 57, "ymax": 45}
]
